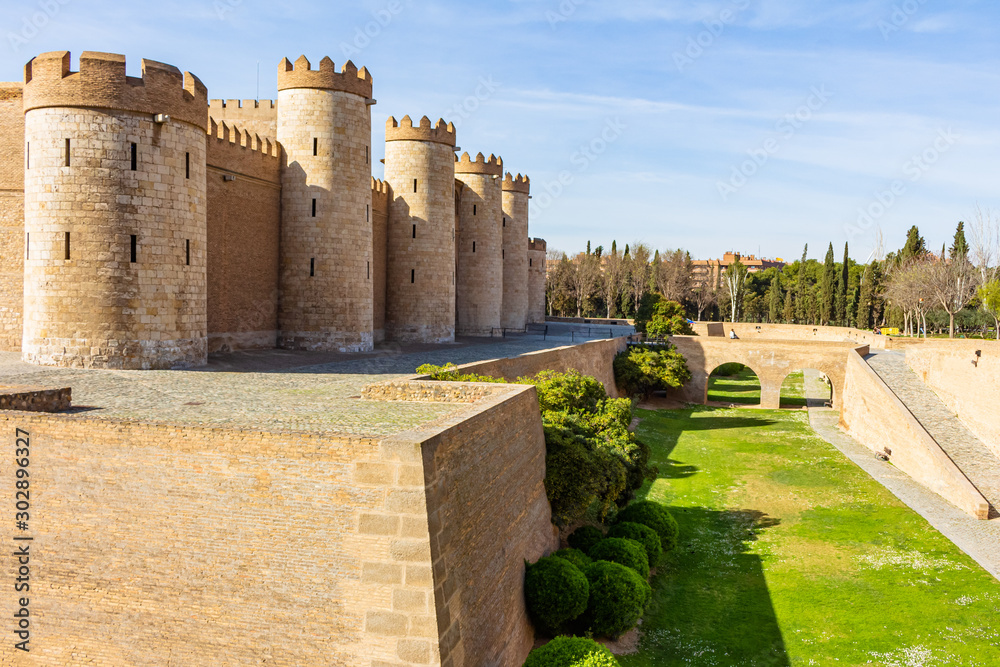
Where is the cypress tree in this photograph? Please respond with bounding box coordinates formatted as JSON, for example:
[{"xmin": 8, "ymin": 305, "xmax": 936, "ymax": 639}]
[
  {"xmin": 768, "ymin": 274, "xmax": 783, "ymax": 323},
  {"xmin": 837, "ymin": 243, "xmax": 849, "ymax": 325},
  {"xmin": 783, "ymin": 290, "xmax": 794, "ymax": 323},
  {"xmin": 901, "ymin": 226, "xmax": 926, "ymax": 260},
  {"xmin": 821, "ymin": 243, "xmax": 836, "ymax": 325},
  {"xmin": 795, "ymin": 244, "xmax": 808, "ymax": 322},
  {"xmin": 856, "ymin": 265, "xmax": 873, "ymax": 329},
  {"xmin": 951, "ymin": 222, "xmax": 969, "ymax": 258}
]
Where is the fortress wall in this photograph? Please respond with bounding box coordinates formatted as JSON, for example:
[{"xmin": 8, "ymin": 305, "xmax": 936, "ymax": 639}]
[
  {"xmin": 905, "ymin": 341, "xmax": 1000, "ymax": 459},
  {"xmin": 527, "ymin": 238, "xmax": 546, "ymax": 324},
  {"xmin": 206, "ymin": 123, "xmax": 281, "ymax": 352},
  {"xmin": 840, "ymin": 349, "xmax": 990, "ymax": 519},
  {"xmin": 693, "ymin": 322, "xmax": 926, "ymax": 350},
  {"xmin": 208, "ymin": 98, "xmax": 277, "ymax": 139},
  {"xmin": 0, "ymin": 84, "xmax": 24, "ymax": 352},
  {"xmin": 501, "ymin": 175, "xmax": 530, "ymax": 330},
  {"xmin": 372, "ymin": 178, "xmax": 389, "ymax": 343}
]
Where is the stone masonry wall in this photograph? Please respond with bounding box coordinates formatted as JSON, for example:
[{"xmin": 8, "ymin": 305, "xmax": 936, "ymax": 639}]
[
  {"xmin": 206, "ymin": 124, "xmax": 281, "ymax": 352},
  {"xmin": 0, "ymin": 84, "xmax": 24, "ymax": 352},
  {"xmin": 22, "ymin": 107, "xmax": 208, "ymax": 369},
  {"xmin": 527, "ymin": 239, "xmax": 546, "ymax": 324},
  {"xmin": 501, "ymin": 180, "xmax": 529, "ymax": 330},
  {"xmin": 208, "ymin": 99, "xmax": 278, "ymax": 139},
  {"xmin": 455, "ymin": 161, "xmax": 503, "ymax": 337},
  {"xmin": 373, "ymin": 178, "xmax": 390, "ymax": 343}
]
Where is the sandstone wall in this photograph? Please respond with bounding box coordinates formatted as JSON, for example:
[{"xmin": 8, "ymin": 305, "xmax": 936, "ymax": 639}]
[
  {"xmin": 527, "ymin": 238, "xmax": 546, "ymax": 324},
  {"xmin": 840, "ymin": 349, "xmax": 990, "ymax": 519},
  {"xmin": 693, "ymin": 322, "xmax": 926, "ymax": 350},
  {"xmin": 0, "ymin": 83, "xmax": 24, "ymax": 352},
  {"xmin": 455, "ymin": 156, "xmax": 503, "ymax": 337},
  {"xmin": 501, "ymin": 175, "xmax": 529, "ymax": 330},
  {"xmin": 905, "ymin": 341, "xmax": 1000, "ymax": 459},
  {"xmin": 372, "ymin": 178, "xmax": 390, "ymax": 343},
  {"xmin": 206, "ymin": 123, "xmax": 281, "ymax": 352},
  {"xmin": 208, "ymin": 99, "xmax": 278, "ymax": 139}
]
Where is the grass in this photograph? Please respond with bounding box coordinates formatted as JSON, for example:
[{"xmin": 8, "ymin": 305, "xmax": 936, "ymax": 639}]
[
  {"xmin": 707, "ymin": 370, "xmax": 830, "ymax": 408},
  {"xmin": 619, "ymin": 406, "xmax": 1000, "ymax": 666}
]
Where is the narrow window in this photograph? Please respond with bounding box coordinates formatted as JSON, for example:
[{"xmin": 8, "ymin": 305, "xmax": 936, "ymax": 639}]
[
  {"xmin": 25, "ymin": 233, "xmax": 29, "ymax": 259},
  {"xmin": 366, "ymin": 204, "xmax": 370, "ymax": 222},
  {"xmin": 473, "ymin": 204, "xmax": 477, "ymax": 216},
  {"xmin": 502, "ymin": 249, "xmax": 505, "ymax": 259},
  {"xmin": 410, "ymin": 269, "xmax": 415, "ymax": 284},
  {"xmin": 130, "ymin": 143, "xmax": 137, "ymax": 171},
  {"xmin": 65, "ymin": 139, "xmax": 70, "ymax": 167},
  {"xmin": 413, "ymin": 178, "xmax": 418, "ymax": 193},
  {"xmin": 412, "ymin": 224, "xmax": 416, "ymax": 239},
  {"xmin": 473, "ymin": 241, "xmax": 476, "ymax": 253},
  {"xmin": 530, "ymin": 258, "xmax": 533, "ymax": 267},
  {"xmin": 503, "ymin": 217, "xmax": 506, "ymax": 228},
  {"xmin": 64, "ymin": 232, "xmax": 70, "ymax": 260},
  {"xmin": 313, "ymin": 138, "xmax": 318, "ymax": 156},
  {"xmin": 367, "ymin": 261, "xmax": 370, "ymax": 279},
  {"xmin": 310, "ymin": 258, "xmax": 315, "ymax": 277},
  {"xmin": 185, "ymin": 239, "xmax": 190, "ymax": 266},
  {"xmin": 312, "ymin": 199, "xmax": 317, "ymax": 217},
  {"xmin": 185, "ymin": 152, "xmax": 190, "ymax": 179},
  {"xmin": 130, "ymin": 235, "xmax": 137, "ymax": 263},
  {"xmin": 366, "ymin": 145, "xmax": 369, "ymax": 165},
  {"xmin": 25, "ymin": 142, "xmax": 29, "ymax": 169}
]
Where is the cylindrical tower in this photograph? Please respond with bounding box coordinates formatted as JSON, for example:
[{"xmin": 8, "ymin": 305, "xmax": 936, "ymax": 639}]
[
  {"xmin": 528, "ymin": 238, "xmax": 547, "ymax": 324},
  {"xmin": 501, "ymin": 172, "xmax": 530, "ymax": 331},
  {"xmin": 21, "ymin": 51, "xmax": 208, "ymax": 369},
  {"xmin": 276, "ymin": 55, "xmax": 374, "ymax": 352},
  {"xmin": 454, "ymin": 152, "xmax": 503, "ymax": 337},
  {"xmin": 383, "ymin": 115, "xmax": 456, "ymax": 343}
]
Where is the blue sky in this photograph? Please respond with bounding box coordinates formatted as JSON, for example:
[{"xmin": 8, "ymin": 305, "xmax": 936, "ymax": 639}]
[{"xmin": 3, "ymin": 0, "xmax": 999, "ymax": 262}]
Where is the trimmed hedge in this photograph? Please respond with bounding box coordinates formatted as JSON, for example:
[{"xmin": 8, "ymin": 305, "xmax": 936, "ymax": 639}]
[
  {"xmin": 712, "ymin": 362, "xmax": 747, "ymax": 377},
  {"xmin": 567, "ymin": 526, "xmax": 605, "ymax": 554},
  {"xmin": 554, "ymin": 549, "xmax": 593, "ymax": 572},
  {"xmin": 614, "ymin": 501, "xmax": 679, "ymax": 555},
  {"xmin": 608, "ymin": 521, "xmax": 663, "ymax": 568},
  {"xmin": 523, "ymin": 636, "xmax": 620, "ymax": 667},
  {"xmin": 583, "ymin": 561, "xmax": 652, "ymax": 639},
  {"xmin": 525, "ymin": 556, "xmax": 590, "ymax": 636},
  {"xmin": 589, "ymin": 537, "xmax": 650, "ymax": 580}
]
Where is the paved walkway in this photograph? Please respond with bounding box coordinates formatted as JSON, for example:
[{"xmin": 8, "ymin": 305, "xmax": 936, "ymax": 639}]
[
  {"xmin": 866, "ymin": 350, "xmax": 1000, "ymax": 518},
  {"xmin": 802, "ymin": 370, "xmax": 1000, "ymax": 580}
]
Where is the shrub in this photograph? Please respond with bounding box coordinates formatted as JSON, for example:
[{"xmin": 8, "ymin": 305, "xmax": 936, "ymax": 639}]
[
  {"xmin": 523, "ymin": 636, "xmax": 620, "ymax": 667},
  {"xmin": 524, "ymin": 556, "xmax": 590, "ymax": 636},
  {"xmin": 583, "ymin": 561, "xmax": 652, "ymax": 639},
  {"xmin": 712, "ymin": 362, "xmax": 746, "ymax": 377},
  {"xmin": 566, "ymin": 526, "xmax": 604, "ymax": 554},
  {"xmin": 416, "ymin": 363, "xmax": 505, "ymax": 383},
  {"xmin": 567, "ymin": 526, "xmax": 605, "ymax": 554},
  {"xmin": 589, "ymin": 537, "xmax": 650, "ymax": 580},
  {"xmin": 614, "ymin": 501, "xmax": 679, "ymax": 555},
  {"xmin": 613, "ymin": 345, "xmax": 691, "ymax": 399},
  {"xmin": 527, "ymin": 370, "xmax": 609, "ymax": 415},
  {"xmin": 607, "ymin": 521, "xmax": 663, "ymax": 568},
  {"xmin": 645, "ymin": 300, "xmax": 695, "ymax": 338},
  {"xmin": 554, "ymin": 548, "xmax": 593, "ymax": 572},
  {"xmin": 633, "ymin": 292, "xmax": 663, "ymax": 334}
]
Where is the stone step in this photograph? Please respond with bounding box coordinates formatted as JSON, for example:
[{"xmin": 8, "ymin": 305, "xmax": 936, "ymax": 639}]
[{"xmin": 866, "ymin": 351, "xmax": 1000, "ymax": 519}]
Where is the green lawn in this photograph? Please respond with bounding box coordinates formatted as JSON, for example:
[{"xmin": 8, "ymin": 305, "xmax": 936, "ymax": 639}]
[
  {"xmin": 619, "ymin": 406, "xmax": 1000, "ymax": 666},
  {"xmin": 708, "ymin": 369, "xmax": 829, "ymax": 408}
]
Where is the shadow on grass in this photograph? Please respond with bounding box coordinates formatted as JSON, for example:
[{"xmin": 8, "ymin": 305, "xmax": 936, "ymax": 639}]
[
  {"xmin": 707, "ymin": 369, "xmax": 762, "ymax": 405},
  {"xmin": 635, "ymin": 506, "xmax": 790, "ymax": 666}
]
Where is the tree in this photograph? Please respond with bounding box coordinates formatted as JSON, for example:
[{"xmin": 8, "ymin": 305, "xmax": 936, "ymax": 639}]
[
  {"xmin": 978, "ymin": 280, "xmax": 1000, "ymax": 340},
  {"xmin": 571, "ymin": 252, "xmax": 601, "ymax": 318},
  {"xmin": 646, "ymin": 300, "xmax": 695, "ymax": 338},
  {"xmin": 821, "ymin": 243, "xmax": 836, "ymax": 325},
  {"xmin": 837, "ymin": 243, "xmax": 849, "ymax": 325},
  {"xmin": 656, "ymin": 249, "xmax": 693, "ymax": 304},
  {"xmin": 768, "ymin": 274, "xmax": 783, "ymax": 323},
  {"xmin": 722, "ymin": 260, "xmax": 749, "ymax": 323},
  {"xmin": 900, "ymin": 226, "xmax": 927, "ymax": 261},
  {"xmin": 783, "ymin": 289, "xmax": 794, "ymax": 323},
  {"xmin": 795, "ymin": 244, "xmax": 808, "ymax": 322},
  {"xmin": 970, "ymin": 205, "xmax": 1000, "ymax": 286},
  {"xmin": 856, "ymin": 264, "xmax": 874, "ymax": 329},
  {"xmin": 546, "ymin": 251, "xmax": 575, "ymax": 317},
  {"xmin": 691, "ymin": 284, "xmax": 716, "ymax": 322},
  {"xmin": 625, "ymin": 243, "xmax": 652, "ymax": 318},
  {"xmin": 927, "ymin": 254, "xmax": 980, "ymax": 338},
  {"xmin": 601, "ymin": 242, "xmax": 628, "ymax": 319},
  {"xmin": 951, "ymin": 221, "xmax": 969, "ymax": 259}
]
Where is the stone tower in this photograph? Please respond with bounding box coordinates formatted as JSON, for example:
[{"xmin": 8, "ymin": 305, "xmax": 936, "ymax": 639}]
[
  {"xmin": 383, "ymin": 116, "xmax": 457, "ymax": 343},
  {"xmin": 501, "ymin": 172, "xmax": 530, "ymax": 330},
  {"xmin": 454, "ymin": 152, "xmax": 503, "ymax": 336},
  {"xmin": 276, "ymin": 55, "xmax": 374, "ymax": 352},
  {"xmin": 21, "ymin": 51, "xmax": 208, "ymax": 369},
  {"xmin": 528, "ymin": 238, "xmax": 547, "ymax": 324}
]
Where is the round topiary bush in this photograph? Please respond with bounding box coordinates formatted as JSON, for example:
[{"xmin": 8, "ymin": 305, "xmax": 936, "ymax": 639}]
[
  {"xmin": 583, "ymin": 561, "xmax": 652, "ymax": 639},
  {"xmin": 614, "ymin": 501, "xmax": 679, "ymax": 555},
  {"xmin": 567, "ymin": 525, "xmax": 605, "ymax": 554},
  {"xmin": 607, "ymin": 521, "xmax": 663, "ymax": 568},
  {"xmin": 553, "ymin": 548, "xmax": 593, "ymax": 572},
  {"xmin": 589, "ymin": 537, "xmax": 649, "ymax": 580},
  {"xmin": 523, "ymin": 636, "xmax": 620, "ymax": 667},
  {"xmin": 524, "ymin": 556, "xmax": 590, "ymax": 636}
]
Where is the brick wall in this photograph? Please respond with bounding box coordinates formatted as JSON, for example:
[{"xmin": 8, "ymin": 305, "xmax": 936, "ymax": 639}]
[
  {"xmin": 206, "ymin": 124, "xmax": 281, "ymax": 352},
  {"xmin": 0, "ymin": 84, "xmax": 24, "ymax": 352},
  {"xmin": 208, "ymin": 99, "xmax": 278, "ymax": 140}
]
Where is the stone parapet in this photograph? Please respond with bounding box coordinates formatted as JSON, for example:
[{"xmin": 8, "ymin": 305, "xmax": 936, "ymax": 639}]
[{"xmin": 277, "ymin": 55, "xmax": 373, "ymax": 98}]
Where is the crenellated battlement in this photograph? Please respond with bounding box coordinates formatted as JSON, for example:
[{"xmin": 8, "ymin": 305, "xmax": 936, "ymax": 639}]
[
  {"xmin": 22, "ymin": 51, "xmax": 208, "ymax": 130},
  {"xmin": 206, "ymin": 119, "xmax": 279, "ymax": 184},
  {"xmin": 455, "ymin": 151, "xmax": 503, "ymax": 176},
  {"xmin": 529, "ymin": 238, "xmax": 547, "ymax": 252},
  {"xmin": 502, "ymin": 172, "xmax": 530, "ymax": 194},
  {"xmin": 371, "ymin": 177, "xmax": 391, "ymax": 197},
  {"xmin": 209, "ymin": 98, "xmax": 276, "ymax": 119},
  {"xmin": 277, "ymin": 55, "xmax": 372, "ymax": 97},
  {"xmin": 208, "ymin": 119, "xmax": 277, "ymax": 157},
  {"xmin": 385, "ymin": 115, "xmax": 456, "ymax": 146}
]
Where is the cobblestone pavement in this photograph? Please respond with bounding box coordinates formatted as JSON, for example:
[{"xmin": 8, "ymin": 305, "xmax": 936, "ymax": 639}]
[
  {"xmin": 0, "ymin": 335, "xmax": 591, "ymax": 436},
  {"xmin": 865, "ymin": 351, "xmax": 1000, "ymax": 518},
  {"xmin": 802, "ymin": 370, "xmax": 1000, "ymax": 580}
]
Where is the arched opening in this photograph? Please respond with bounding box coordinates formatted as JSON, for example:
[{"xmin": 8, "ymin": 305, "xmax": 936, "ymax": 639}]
[
  {"xmin": 708, "ymin": 363, "xmax": 761, "ymax": 406},
  {"xmin": 780, "ymin": 369, "xmax": 832, "ymax": 408}
]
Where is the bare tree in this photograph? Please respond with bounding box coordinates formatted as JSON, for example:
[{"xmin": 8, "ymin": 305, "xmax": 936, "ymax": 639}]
[
  {"xmin": 601, "ymin": 243, "xmax": 627, "ymax": 318},
  {"xmin": 970, "ymin": 204, "xmax": 1000, "ymax": 285},
  {"xmin": 691, "ymin": 284, "xmax": 717, "ymax": 321},
  {"xmin": 884, "ymin": 258, "xmax": 933, "ymax": 337},
  {"xmin": 927, "ymin": 255, "xmax": 980, "ymax": 338},
  {"xmin": 656, "ymin": 249, "xmax": 693, "ymax": 303},
  {"xmin": 626, "ymin": 243, "xmax": 652, "ymax": 317},
  {"xmin": 721, "ymin": 260, "xmax": 749, "ymax": 323},
  {"xmin": 570, "ymin": 252, "xmax": 601, "ymax": 318}
]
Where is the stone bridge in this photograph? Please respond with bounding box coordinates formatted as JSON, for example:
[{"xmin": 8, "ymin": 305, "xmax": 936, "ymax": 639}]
[{"xmin": 668, "ymin": 336, "xmax": 868, "ymax": 409}]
